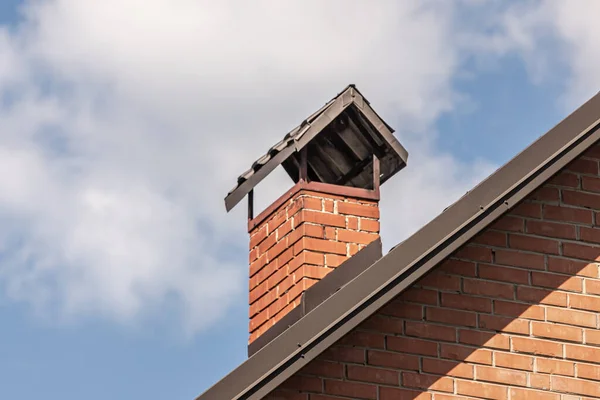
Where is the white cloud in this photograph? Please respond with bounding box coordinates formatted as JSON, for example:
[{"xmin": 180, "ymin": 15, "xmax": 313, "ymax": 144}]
[{"xmin": 0, "ymin": 0, "xmax": 497, "ymax": 335}]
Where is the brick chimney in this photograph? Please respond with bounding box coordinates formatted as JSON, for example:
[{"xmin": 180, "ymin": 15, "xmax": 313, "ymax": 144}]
[{"xmin": 223, "ymin": 85, "xmax": 408, "ymax": 345}]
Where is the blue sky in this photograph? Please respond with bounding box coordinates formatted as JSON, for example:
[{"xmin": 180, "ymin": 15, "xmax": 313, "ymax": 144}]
[{"xmin": 0, "ymin": 1, "xmax": 599, "ymax": 399}]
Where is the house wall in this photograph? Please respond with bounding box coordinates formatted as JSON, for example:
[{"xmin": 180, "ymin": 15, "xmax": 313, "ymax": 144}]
[
  {"xmin": 249, "ymin": 188, "xmax": 380, "ymax": 344},
  {"xmin": 265, "ymin": 143, "xmax": 600, "ymax": 399}
]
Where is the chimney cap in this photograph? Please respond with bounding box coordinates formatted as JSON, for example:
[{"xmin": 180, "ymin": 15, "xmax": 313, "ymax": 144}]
[{"xmin": 224, "ymin": 84, "xmax": 409, "ymax": 212}]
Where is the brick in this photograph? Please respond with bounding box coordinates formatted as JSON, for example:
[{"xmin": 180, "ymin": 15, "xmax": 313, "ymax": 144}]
[
  {"xmin": 551, "ymin": 376, "xmax": 600, "ymax": 397},
  {"xmin": 543, "ymin": 204, "xmax": 593, "ymax": 224},
  {"xmin": 531, "ymin": 272, "xmax": 583, "ymax": 292},
  {"xmin": 530, "ymin": 186, "xmax": 560, "ymax": 202},
  {"xmin": 359, "ymin": 315, "xmax": 403, "ymax": 334},
  {"xmin": 494, "ymin": 249, "xmax": 545, "ymax": 270},
  {"xmin": 473, "ymin": 231, "xmax": 507, "ymax": 247},
  {"xmin": 346, "ymin": 216, "xmax": 359, "ymax": 230},
  {"xmin": 493, "ymin": 300, "xmax": 545, "ymax": 320},
  {"xmin": 587, "ymin": 278, "xmax": 600, "ymax": 295},
  {"xmin": 510, "ymin": 202, "xmax": 542, "ymax": 218},
  {"xmin": 548, "ymin": 256, "xmax": 599, "ymax": 278},
  {"xmin": 439, "ymin": 259, "xmax": 477, "ymax": 277},
  {"xmin": 386, "ymin": 336, "xmax": 438, "ymax": 356},
  {"xmin": 549, "ymin": 171, "xmax": 579, "ymax": 187},
  {"xmin": 585, "ymin": 329, "xmax": 600, "ymax": 346},
  {"xmin": 339, "ymin": 331, "xmax": 385, "ymax": 349},
  {"xmin": 566, "ymin": 157, "xmax": 599, "ymax": 175},
  {"xmin": 300, "ymin": 360, "xmax": 344, "ymax": 379},
  {"xmin": 379, "ymin": 387, "xmax": 432, "ymax": 400},
  {"xmin": 267, "ymin": 210, "xmax": 288, "ymax": 233},
  {"xmin": 536, "ymin": 357, "xmax": 574, "ymax": 376},
  {"xmin": 380, "ymin": 302, "xmax": 423, "ymax": 320},
  {"xmin": 476, "ymin": 365, "xmax": 527, "ymax": 386},
  {"xmin": 516, "ymin": 286, "xmax": 568, "ymax": 306},
  {"xmin": 401, "ymin": 372, "xmax": 454, "ymax": 393},
  {"xmin": 454, "ymin": 245, "xmax": 493, "ymax": 262},
  {"xmin": 280, "ymin": 375, "xmax": 322, "ymax": 392},
  {"xmin": 456, "ymin": 380, "xmax": 507, "ymax": 400},
  {"xmin": 249, "ymin": 279, "xmax": 269, "ymax": 304},
  {"xmin": 295, "ymin": 237, "xmax": 346, "ymax": 255},
  {"xmin": 324, "ymin": 379, "xmax": 377, "ymax": 400},
  {"xmin": 441, "ymin": 293, "xmax": 492, "ymax": 313},
  {"xmin": 324, "ymin": 254, "xmax": 346, "ymax": 268},
  {"xmin": 295, "ymin": 210, "xmax": 346, "ymax": 228},
  {"xmin": 509, "ymin": 234, "xmax": 559, "ymax": 254},
  {"xmin": 478, "ymin": 264, "xmax": 529, "ymax": 284},
  {"xmin": 301, "ymin": 196, "xmax": 323, "ymax": 211},
  {"xmin": 359, "ymin": 218, "xmax": 379, "ymax": 233},
  {"xmin": 463, "ymin": 278, "xmax": 515, "ymax": 300},
  {"xmin": 422, "ymin": 358, "xmax": 474, "ymax": 378},
  {"xmin": 250, "ymin": 225, "xmax": 269, "ymax": 248},
  {"xmin": 405, "ymin": 321, "xmax": 456, "ymax": 342},
  {"xmin": 440, "ymin": 344, "xmax": 493, "ymax": 365},
  {"xmin": 584, "ymin": 144, "xmax": 600, "ymax": 159},
  {"xmin": 509, "ymin": 388, "xmax": 559, "ymax": 400},
  {"xmin": 531, "ymin": 321, "xmax": 583, "ymax": 342},
  {"xmin": 529, "ymin": 373, "xmax": 551, "ymax": 390},
  {"xmin": 249, "ymin": 254, "xmax": 268, "ymax": 278},
  {"xmin": 479, "ymin": 315, "xmax": 530, "ymax": 335},
  {"xmin": 337, "ymin": 229, "xmax": 378, "ymax": 245},
  {"xmin": 323, "ymin": 226, "xmax": 336, "ymax": 240},
  {"xmin": 399, "ymin": 288, "xmax": 438, "ymax": 305},
  {"xmin": 250, "ymin": 289, "xmax": 278, "ymax": 317},
  {"xmin": 287, "ymin": 250, "xmax": 324, "ymax": 273},
  {"xmin": 337, "ymin": 202, "xmax": 379, "ymax": 218},
  {"xmin": 459, "ymin": 329, "xmax": 509, "ymax": 350},
  {"xmin": 547, "ymin": 306, "xmax": 597, "ymax": 328},
  {"xmin": 565, "ymin": 344, "xmax": 600, "ymax": 362},
  {"xmin": 494, "ymin": 352, "xmax": 533, "ymax": 371},
  {"xmin": 418, "ymin": 272, "xmax": 460, "ymax": 291},
  {"xmin": 492, "ymin": 216, "xmax": 525, "ymax": 232},
  {"xmin": 569, "ymin": 293, "xmax": 600, "ymax": 312},
  {"xmin": 276, "ymin": 220, "xmax": 293, "ymax": 241},
  {"xmin": 323, "ymin": 199, "xmax": 334, "ymax": 212},
  {"xmin": 258, "ymin": 234, "xmax": 278, "ymax": 256},
  {"xmin": 367, "ymin": 350, "xmax": 419, "ymax": 371},
  {"xmin": 293, "ymin": 265, "xmax": 330, "ymax": 282},
  {"xmin": 526, "ymin": 220, "xmax": 576, "ymax": 239},
  {"xmin": 563, "ymin": 242, "xmax": 600, "ymax": 263},
  {"xmin": 426, "ymin": 307, "xmax": 476, "ymax": 327},
  {"xmin": 563, "ymin": 190, "xmax": 600, "ymax": 210},
  {"xmin": 581, "ymin": 226, "xmax": 600, "ymax": 245},
  {"xmin": 321, "ymin": 346, "xmax": 365, "ymax": 363},
  {"xmin": 512, "ymin": 337, "xmax": 563, "ymax": 357},
  {"xmin": 577, "ymin": 362, "xmax": 600, "ymax": 381},
  {"xmin": 346, "ymin": 365, "xmax": 398, "ymax": 385}
]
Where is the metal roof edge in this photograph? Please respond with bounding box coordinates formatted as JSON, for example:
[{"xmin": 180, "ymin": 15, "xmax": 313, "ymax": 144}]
[{"xmin": 196, "ymin": 91, "xmax": 600, "ymax": 400}]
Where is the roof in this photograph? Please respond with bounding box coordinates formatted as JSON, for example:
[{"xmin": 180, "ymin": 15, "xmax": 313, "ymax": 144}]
[
  {"xmin": 224, "ymin": 84, "xmax": 409, "ymax": 212},
  {"xmin": 197, "ymin": 91, "xmax": 600, "ymax": 400}
]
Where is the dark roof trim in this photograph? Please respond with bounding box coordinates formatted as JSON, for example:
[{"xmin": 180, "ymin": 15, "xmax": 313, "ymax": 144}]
[
  {"xmin": 196, "ymin": 92, "xmax": 600, "ymax": 400},
  {"xmin": 224, "ymin": 85, "xmax": 408, "ymax": 212},
  {"xmin": 248, "ymin": 238, "xmax": 383, "ymax": 356}
]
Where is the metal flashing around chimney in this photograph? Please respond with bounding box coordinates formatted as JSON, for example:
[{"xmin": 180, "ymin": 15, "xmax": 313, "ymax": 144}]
[{"xmin": 224, "ymin": 84, "xmax": 409, "ymax": 212}]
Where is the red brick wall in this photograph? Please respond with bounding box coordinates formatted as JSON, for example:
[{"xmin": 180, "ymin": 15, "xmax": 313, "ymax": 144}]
[
  {"xmin": 249, "ymin": 188, "xmax": 380, "ymax": 344},
  {"xmin": 266, "ymin": 144, "xmax": 600, "ymax": 399}
]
